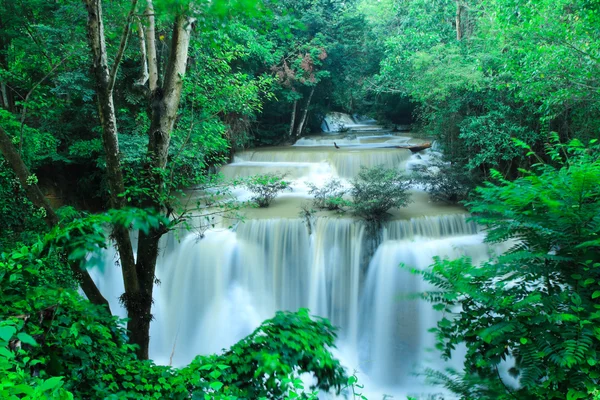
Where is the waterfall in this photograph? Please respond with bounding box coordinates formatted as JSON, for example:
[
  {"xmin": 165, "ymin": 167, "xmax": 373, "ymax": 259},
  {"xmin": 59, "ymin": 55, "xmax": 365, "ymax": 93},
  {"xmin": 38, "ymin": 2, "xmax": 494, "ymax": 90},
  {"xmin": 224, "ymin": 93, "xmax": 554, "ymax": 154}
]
[
  {"xmin": 234, "ymin": 147, "xmax": 412, "ymax": 178},
  {"xmin": 360, "ymin": 235, "xmax": 494, "ymax": 386},
  {"xmin": 92, "ymin": 129, "xmax": 502, "ymax": 398}
]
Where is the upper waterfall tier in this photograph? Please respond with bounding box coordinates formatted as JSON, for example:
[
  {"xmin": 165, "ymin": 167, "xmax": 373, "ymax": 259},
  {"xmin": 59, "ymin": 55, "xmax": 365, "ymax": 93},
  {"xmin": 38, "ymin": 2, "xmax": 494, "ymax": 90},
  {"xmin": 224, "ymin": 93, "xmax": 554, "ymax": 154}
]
[
  {"xmin": 321, "ymin": 112, "xmax": 387, "ymax": 133},
  {"xmin": 233, "ymin": 146, "xmax": 412, "ymax": 178}
]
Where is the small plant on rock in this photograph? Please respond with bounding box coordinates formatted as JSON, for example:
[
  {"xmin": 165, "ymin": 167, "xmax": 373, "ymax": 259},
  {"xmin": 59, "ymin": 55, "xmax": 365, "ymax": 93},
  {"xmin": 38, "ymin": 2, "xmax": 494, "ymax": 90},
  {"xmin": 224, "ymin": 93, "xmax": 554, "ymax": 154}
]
[
  {"xmin": 411, "ymin": 154, "xmax": 476, "ymax": 204},
  {"xmin": 307, "ymin": 178, "xmax": 350, "ymax": 212},
  {"xmin": 245, "ymin": 173, "xmax": 290, "ymax": 208},
  {"xmin": 350, "ymin": 166, "xmax": 411, "ymax": 221}
]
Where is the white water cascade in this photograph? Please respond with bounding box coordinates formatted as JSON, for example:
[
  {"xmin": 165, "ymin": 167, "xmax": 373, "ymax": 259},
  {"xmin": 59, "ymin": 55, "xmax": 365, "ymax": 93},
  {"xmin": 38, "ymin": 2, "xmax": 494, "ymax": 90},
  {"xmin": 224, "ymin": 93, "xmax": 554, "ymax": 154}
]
[{"xmin": 92, "ymin": 129, "xmax": 504, "ymax": 399}]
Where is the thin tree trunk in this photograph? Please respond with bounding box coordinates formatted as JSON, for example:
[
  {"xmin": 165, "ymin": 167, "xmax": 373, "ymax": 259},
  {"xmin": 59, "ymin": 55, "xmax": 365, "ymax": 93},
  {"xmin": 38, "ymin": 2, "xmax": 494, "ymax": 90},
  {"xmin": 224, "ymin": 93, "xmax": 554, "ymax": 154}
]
[
  {"xmin": 145, "ymin": 1, "xmax": 159, "ymax": 92},
  {"xmin": 455, "ymin": 1, "xmax": 462, "ymax": 41},
  {"xmin": 0, "ymin": 18, "xmax": 10, "ymax": 111},
  {"xmin": 130, "ymin": 13, "xmax": 194, "ymax": 360},
  {"xmin": 0, "ymin": 126, "xmax": 109, "ymax": 308},
  {"xmin": 289, "ymin": 99, "xmax": 298, "ymax": 139},
  {"xmin": 135, "ymin": 17, "xmax": 149, "ymax": 86},
  {"xmin": 84, "ymin": 0, "xmax": 140, "ymax": 320},
  {"xmin": 0, "ymin": 82, "xmax": 8, "ymax": 109},
  {"xmin": 0, "ymin": 127, "xmax": 58, "ymax": 226},
  {"xmin": 294, "ymin": 86, "xmax": 315, "ymax": 139}
]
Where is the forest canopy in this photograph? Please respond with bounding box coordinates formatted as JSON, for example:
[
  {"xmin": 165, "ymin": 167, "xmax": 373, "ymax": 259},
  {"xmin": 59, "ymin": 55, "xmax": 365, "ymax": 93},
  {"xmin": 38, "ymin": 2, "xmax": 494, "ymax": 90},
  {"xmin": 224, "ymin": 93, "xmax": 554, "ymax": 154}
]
[{"xmin": 1, "ymin": 0, "xmax": 599, "ymax": 398}]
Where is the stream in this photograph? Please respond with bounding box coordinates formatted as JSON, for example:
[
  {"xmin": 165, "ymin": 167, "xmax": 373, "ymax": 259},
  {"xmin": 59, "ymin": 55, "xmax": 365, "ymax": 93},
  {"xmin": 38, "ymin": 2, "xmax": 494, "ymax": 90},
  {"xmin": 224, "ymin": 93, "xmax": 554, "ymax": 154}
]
[{"xmin": 91, "ymin": 123, "xmax": 508, "ymax": 399}]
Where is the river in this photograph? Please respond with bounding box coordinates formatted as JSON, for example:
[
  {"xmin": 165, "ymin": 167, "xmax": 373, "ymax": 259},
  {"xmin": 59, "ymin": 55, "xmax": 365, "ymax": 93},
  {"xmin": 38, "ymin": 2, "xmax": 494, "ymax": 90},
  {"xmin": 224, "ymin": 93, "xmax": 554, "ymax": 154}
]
[{"xmin": 91, "ymin": 124, "xmax": 507, "ymax": 399}]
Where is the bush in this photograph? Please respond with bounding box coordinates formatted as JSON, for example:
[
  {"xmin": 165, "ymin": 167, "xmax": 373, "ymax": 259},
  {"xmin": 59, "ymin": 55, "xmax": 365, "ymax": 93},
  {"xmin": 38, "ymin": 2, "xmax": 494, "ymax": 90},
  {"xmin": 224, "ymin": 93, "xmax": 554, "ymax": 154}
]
[
  {"xmin": 350, "ymin": 166, "xmax": 411, "ymax": 221},
  {"xmin": 415, "ymin": 139, "xmax": 600, "ymax": 399},
  {"xmin": 1, "ymin": 243, "xmax": 348, "ymax": 399},
  {"xmin": 411, "ymin": 155, "xmax": 476, "ymax": 204},
  {"xmin": 307, "ymin": 178, "xmax": 350, "ymax": 211},
  {"xmin": 245, "ymin": 173, "xmax": 290, "ymax": 207}
]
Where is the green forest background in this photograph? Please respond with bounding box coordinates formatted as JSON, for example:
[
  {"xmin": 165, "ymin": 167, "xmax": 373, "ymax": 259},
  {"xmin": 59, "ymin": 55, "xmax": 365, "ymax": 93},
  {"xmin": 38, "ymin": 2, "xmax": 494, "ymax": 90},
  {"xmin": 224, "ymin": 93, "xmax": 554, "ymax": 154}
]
[{"xmin": 0, "ymin": 0, "xmax": 599, "ymax": 398}]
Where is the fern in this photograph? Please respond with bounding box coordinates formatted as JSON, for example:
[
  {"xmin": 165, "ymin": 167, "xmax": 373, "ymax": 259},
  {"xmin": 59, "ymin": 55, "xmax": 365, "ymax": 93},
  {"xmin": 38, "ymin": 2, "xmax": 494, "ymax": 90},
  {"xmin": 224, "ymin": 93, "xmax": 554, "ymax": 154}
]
[{"xmin": 416, "ymin": 141, "xmax": 600, "ymax": 399}]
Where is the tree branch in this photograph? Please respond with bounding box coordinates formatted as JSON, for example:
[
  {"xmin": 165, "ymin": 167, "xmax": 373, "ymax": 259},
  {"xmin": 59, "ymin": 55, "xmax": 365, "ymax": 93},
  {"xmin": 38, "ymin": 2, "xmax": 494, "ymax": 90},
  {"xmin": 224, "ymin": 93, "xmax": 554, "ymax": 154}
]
[
  {"xmin": 144, "ymin": 0, "xmax": 159, "ymax": 92},
  {"xmin": 134, "ymin": 16, "xmax": 149, "ymax": 87},
  {"xmin": 108, "ymin": 0, "xmax": 140, "ymax": 93}
]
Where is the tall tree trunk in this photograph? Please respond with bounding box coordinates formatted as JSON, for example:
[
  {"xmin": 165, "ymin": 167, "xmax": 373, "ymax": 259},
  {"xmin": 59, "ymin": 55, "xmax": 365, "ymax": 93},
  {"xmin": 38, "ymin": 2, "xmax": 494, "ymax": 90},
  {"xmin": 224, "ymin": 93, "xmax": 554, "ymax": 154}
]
[
  {"xmin": 0, "ymin": 21, "xmax": 13, "ymax": 112},
  {"xmin": 83, "ymin": 0, "xmax": 140, "ymax": 331},
  {"xmin": 0, "ymin": 126, "xmax": 109, "ymax": 308},
  {"xmin": 145, "ymin": 1, "xmax": 159, "ymax": 92},
  {"xmin": 134, "ymin": 18, "xmax": 149, "ymax": 87},
  {"xmin": 0, "ymin": 82, "xmax": 8, "ymax": 110},
  {"xmin": 455, "ymin": 1, "xmax": 463, "ymax": 41},
  {"xmin": 129, "ymin": 13, "xmax": 194, "ymax": 360},
  {"xmin": 294, "ymin": 86, "xmax": 315, "ymax": 139},
  {"xmin": 85, "ymin": 0, "xmax": 193, "ymax": 359},
  {"xmin": 289, "ymin": 99, "xmax": 298, "ymax": 140}
]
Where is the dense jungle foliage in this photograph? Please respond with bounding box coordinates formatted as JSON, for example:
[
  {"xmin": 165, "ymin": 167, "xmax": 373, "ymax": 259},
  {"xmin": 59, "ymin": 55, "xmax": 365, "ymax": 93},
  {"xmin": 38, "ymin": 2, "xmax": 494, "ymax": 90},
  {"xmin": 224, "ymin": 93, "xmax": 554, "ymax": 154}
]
[{"xmin": 1, "ymin": 0, "xmax": 599, "ymax": 398}]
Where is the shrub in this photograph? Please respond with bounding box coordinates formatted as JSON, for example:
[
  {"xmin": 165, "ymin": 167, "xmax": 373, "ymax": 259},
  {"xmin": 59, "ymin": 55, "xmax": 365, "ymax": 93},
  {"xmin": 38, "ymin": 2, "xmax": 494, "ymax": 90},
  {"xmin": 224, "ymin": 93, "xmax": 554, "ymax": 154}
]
[
  {"xmin": 411, "ymin": 155, "xmax": 476, "ymax": 204},
  {"xmin": 350, "ymin": 166, "xmax": 411, "ymax": 221},
  {"xmin": 1, "ymin": 242, "xmax": 348, "ymax": 399},
  {"xmin": 307, "ymin": 178, "xmax": 350, "ymax": 211},
  {"xmin": 415, "ymin": 139, "xmax": 600, "ymax": 399},
  {"xmin": 244, "ymin": 173, "xmax": 290, "ymax": 207}
]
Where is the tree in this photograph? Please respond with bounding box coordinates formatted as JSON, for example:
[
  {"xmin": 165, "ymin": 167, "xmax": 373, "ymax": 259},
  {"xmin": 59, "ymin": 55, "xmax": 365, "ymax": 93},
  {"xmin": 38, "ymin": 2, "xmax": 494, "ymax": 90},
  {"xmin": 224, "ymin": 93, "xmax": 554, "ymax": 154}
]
[
  {"xmin": 369, "ymin": 0, "xmax": 600, "ymax": 186},
  {"xmin": 82, "ymin": 0, "xmax": 271, "ymax": 359},
  {"xmin": 82, "ymin": 0, "xmax": 197, "ymax": 359},
  {"xmin": 244, "ymin": 173, "xmax": 290, "ymax": 208},
  {"xmin": 0, "ymin": 241, "xmax": 348, "ymax": 398},
  {"xmin": 0, "ymin": 0, "xmax": 270, "ymax": 360},
  {"xmin": 416, "ymin": 138, "xmax": 600, "ymax": 399},
  {"xmin": 350, "ymin": 166, "xmax": 411, "ymax": 221}
]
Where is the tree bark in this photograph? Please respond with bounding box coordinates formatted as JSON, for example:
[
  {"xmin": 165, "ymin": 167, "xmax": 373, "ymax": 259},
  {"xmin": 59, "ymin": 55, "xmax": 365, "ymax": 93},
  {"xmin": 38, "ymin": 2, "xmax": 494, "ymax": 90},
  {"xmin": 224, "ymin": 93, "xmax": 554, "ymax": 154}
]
[
  {"xmin": 294, "ymin": 86, "xmax": 315, "ymax": 139},
  {"xmin": 135, "ymin": 17, "xmax": 149, "ymax": 87},
  {"xmin": 0, "ymin": 82, "xmax": 8, "ymax": 110},
  {"xmin": 289, "ymin": 99, "xmax": 298, "ymax": 139},
  {"xmin": 128, "ymin": 13, "xmax": 194, "ymax": 360},
  {"xmin": 83, "ymin": 0, "xmax": 140, "ymax": 319},
  {"xmin": 0, "ymin": 126, "xmax": 109, "ymax": 308},
  {"xmin": 84, "ymin": 0, "xmax": 193, "ymax": 359},
  {"xmin": 0, "ymin": 127, "xmax": 59, "ymax": 226},
  {"xmin": 145, "ymin": 1, "xmax": 159, "ymax": 92},
  {"xmin": 455, "ymin": 1, "xmax": 463, "ymax": 41},
  {"xmin": 0, "ymin": 18, "xmax": 14, "ymax": 112}
]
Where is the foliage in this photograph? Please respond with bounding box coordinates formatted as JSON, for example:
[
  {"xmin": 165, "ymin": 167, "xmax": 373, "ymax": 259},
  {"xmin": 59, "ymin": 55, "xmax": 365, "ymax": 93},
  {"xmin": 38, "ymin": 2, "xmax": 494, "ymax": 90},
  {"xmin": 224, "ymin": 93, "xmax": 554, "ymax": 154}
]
[
  {"xmin": 371, "ymin": 0, "xmax": 600, "ymax": 180},
  {"xmin": 183, "ymin": 308, "xmax": 346, "ymax": 399},
  {"xmin": 411, "ymin": 155, "xmax": 476, "ymax": 204},
  {"xmin": 0, "ymin": 160, "xmax": 47, "ymax": 250},
  {"xmin": 458, "ymin": 107, "xmax": 540, "ymax": 172},
  {"xmin": 350, "ymin": 166, "xmax": 411, "ymax": 221},
  {"xmin": 415, "ymin": 139, "xmax": 600, "ymax": 399},
  {"xmin": 1, "ymin": 240, "xmax": 348, "ymax": 399},
  {"xmin": 307, "ymin": 178, "xmax": 350, "ymax": 211},
  {"xmin": 244, "ymin": 173, "xmax": 290, "ymax": 208}
]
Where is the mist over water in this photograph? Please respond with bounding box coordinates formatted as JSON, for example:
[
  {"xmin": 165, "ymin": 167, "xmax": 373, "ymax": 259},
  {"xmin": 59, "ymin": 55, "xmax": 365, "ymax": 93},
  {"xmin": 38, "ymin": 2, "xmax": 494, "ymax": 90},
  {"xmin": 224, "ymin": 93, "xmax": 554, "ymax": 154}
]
[{"xmin": 93, "ymin": 124, "xmax": 505, "ymax": 399}]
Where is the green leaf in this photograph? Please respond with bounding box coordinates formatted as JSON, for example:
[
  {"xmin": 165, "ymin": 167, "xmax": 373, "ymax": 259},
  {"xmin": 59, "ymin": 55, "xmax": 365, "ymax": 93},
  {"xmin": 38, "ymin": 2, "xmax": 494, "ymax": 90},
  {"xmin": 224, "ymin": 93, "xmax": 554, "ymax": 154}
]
[
  {"xmin": 592, "ymin": 291, "xmax": 600, "ymax": 299},
  {"xmin": 0, "ymin": 325, "xmax": 16, "ymax": 342},
  {"xmin": 17, "ymin": 332, "xmax": 38, "ymax": 346},
  {"xmin": 39, "ymin": 377, "xmax": 63, "ymax": 392},
  {"xmin": 587, "ymin": 358, "xmax": 597, "ymax": 366}
]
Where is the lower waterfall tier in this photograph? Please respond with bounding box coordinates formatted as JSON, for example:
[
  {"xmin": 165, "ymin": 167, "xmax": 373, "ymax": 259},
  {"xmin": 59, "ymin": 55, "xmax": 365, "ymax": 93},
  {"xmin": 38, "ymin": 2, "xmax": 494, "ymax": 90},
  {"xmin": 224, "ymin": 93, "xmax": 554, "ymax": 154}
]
[{"xmin": 91, "ymin": 213, "xmax": 506, "ymax": 398}]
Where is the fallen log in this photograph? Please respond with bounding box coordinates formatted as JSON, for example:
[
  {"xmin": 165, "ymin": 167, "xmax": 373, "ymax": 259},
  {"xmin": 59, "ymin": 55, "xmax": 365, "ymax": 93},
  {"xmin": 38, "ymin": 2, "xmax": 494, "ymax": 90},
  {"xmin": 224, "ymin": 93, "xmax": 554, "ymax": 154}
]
[
  {"xmin": 404, "ymin": 142, "xmax": 432, "ymax": 153},
  {"xmin": 380, "ymin": 142, "xmax": 432, "ymax": 152}
]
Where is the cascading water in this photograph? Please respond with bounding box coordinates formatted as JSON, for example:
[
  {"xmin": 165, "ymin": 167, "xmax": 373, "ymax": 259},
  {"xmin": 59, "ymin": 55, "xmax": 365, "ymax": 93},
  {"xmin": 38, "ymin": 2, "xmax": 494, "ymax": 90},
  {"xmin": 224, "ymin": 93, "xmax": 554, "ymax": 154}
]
[{"xmin": 93, "ymin": 128, "xmax": 503, "ymax": 398}]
